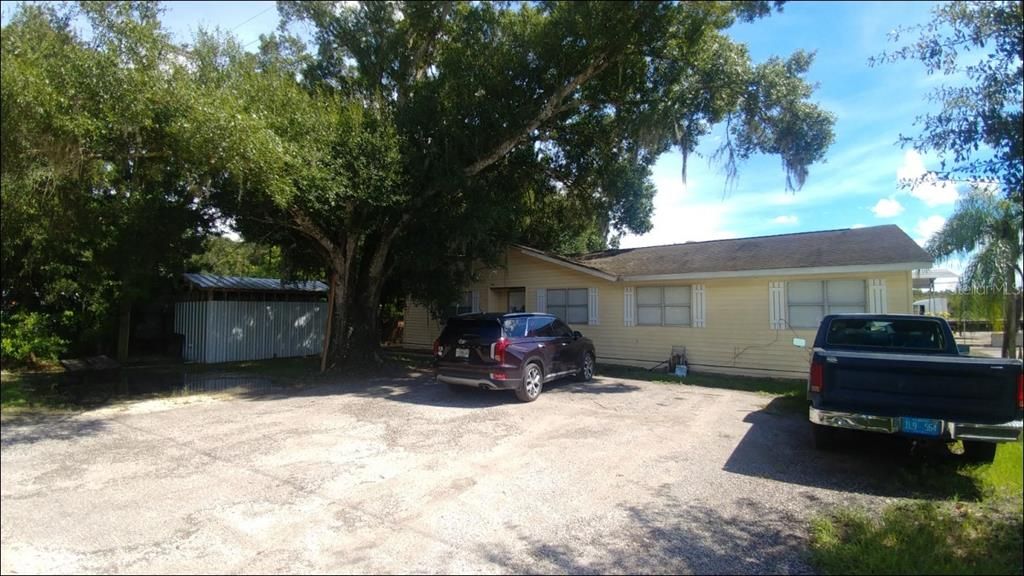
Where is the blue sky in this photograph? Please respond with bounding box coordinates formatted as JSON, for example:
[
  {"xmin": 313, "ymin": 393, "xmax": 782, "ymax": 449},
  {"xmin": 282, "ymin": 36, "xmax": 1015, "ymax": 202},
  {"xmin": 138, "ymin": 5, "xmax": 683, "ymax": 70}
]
[
  {"xmin": 629, "ymin": 1, "xmax": 961, "ymax": 249},
  {"xmin": 1, "ymin": 1, "xmax": 972, "ymax": 283}
]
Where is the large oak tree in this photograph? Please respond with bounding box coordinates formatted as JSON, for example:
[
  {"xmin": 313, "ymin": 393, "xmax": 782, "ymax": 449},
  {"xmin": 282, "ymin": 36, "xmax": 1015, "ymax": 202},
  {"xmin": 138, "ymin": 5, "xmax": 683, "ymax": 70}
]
[{"xmin": 192, "ymin": 1, "xmax": 836, "ymax": 365}]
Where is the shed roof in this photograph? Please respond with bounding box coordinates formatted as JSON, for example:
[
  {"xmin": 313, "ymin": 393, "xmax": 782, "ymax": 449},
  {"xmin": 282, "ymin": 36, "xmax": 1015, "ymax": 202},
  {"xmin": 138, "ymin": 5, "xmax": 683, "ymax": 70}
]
[
  {"xmin": 571, "ymin": 225, "xmax": 931, "ymax": 279},
  {"xmin": 182, "ymin": 273, "xmax": 328, "ymax": 294}
]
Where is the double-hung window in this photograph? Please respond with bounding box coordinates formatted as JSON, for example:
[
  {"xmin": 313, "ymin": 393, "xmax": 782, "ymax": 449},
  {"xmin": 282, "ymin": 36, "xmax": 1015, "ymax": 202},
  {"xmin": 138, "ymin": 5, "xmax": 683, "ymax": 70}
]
[
  {"xmin": 546, "ymin": 288, "xmax": 589, "ymax": 324},
  {"xmin": 787, "ymin": 280, "xmax": 866, "ymax": 328},
  {"xmin": 636, "ymin": 286, "xmax": 691, "ymax": 326}
]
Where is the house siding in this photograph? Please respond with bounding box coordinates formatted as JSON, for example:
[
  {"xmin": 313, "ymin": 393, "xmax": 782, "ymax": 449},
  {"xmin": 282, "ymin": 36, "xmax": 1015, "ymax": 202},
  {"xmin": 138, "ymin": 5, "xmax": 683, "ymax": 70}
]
[{"xmin": 403, "ymin": 249, "xmax": 914, "ymax": 378}]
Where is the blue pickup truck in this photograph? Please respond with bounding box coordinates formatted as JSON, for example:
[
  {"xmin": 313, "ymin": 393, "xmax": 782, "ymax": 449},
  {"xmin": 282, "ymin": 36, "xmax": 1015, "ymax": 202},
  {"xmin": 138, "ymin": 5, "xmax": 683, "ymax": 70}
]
[{"xmin": 807, "ymin": 314, "xmax": 1023, "ymax": 463}]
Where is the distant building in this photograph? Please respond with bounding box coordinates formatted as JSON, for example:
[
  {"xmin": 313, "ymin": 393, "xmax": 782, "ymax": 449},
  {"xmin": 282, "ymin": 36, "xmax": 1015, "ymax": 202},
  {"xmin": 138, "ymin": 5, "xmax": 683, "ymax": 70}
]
[
  {"xmin": 912, "ymin": 268, "xmax": 959, "ymax": 291},
  {"xmin": 913, "ymin": 297, "xmax": 948, "ymax": 316}
]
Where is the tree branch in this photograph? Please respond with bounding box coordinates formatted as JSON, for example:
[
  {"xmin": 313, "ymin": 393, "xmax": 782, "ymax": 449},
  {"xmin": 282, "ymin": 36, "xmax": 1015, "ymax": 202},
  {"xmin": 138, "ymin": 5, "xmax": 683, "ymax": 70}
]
[
  {"xmin": 463, "ymin": 55, "xmax": 610, "ymax": 178},
  {"xmin": 289, "ymin": 207, "xmax": 337, "ymax": 255},
  {"xmin": 411, "ymin": 3, "xmax": 452, "ymax": 84}
]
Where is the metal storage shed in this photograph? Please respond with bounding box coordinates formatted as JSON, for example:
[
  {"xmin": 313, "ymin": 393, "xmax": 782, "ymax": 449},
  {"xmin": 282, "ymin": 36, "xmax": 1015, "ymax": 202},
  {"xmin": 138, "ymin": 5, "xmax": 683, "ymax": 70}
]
[{"xmin": 175, "ymin": 274, "xmax": 328, "ymax": 363}]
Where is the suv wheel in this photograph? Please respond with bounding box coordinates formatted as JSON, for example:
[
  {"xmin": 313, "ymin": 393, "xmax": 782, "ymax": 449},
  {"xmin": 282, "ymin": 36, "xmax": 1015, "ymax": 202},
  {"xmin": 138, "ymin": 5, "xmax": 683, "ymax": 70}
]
[
  {"xmin": 576, "ymin": 352, "xmax": 594, "ymax": 382},
  {"xmin": 516, "ymin": 362, "xmax": 543, "ymax": 402}
]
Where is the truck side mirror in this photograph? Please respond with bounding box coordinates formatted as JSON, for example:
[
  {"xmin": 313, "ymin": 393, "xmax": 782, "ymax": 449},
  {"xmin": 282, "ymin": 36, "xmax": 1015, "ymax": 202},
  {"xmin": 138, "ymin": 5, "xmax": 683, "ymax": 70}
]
[{"xmin": 573, "ymin": 330, "xmax": 583, "ymax": 340}]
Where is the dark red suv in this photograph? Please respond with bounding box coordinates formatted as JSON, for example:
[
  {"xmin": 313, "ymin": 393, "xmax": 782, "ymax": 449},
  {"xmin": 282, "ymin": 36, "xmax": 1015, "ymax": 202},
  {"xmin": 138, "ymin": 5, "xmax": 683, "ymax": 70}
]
[{"xmin": 433, "ymin": 313, "xmax": 596, "ymax": 402}]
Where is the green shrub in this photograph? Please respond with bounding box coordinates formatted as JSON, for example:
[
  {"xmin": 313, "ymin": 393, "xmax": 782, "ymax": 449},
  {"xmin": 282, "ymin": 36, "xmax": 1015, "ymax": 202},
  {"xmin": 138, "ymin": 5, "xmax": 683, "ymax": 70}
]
[{"xmin": 1, "ymin": 311, "xmax": 68, "ymax": 367}]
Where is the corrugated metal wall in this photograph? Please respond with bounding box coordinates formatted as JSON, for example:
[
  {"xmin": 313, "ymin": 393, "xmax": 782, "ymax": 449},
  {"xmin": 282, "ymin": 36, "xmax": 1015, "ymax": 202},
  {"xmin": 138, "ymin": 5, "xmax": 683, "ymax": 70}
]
[{"xmin": 174, "ymin": 301, "xmax": 326, "ymax": 363}]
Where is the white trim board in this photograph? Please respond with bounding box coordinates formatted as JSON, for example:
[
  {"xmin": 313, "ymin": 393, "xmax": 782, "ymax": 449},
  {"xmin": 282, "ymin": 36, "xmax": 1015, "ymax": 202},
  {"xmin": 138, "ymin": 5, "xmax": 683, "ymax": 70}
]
[{"xmin": 623, "ymin": 262, "xmax": 932, "ymax": 282}]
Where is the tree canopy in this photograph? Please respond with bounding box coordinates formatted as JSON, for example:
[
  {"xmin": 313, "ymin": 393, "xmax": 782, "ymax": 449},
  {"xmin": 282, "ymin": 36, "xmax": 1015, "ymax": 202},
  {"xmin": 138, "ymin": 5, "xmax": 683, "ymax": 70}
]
[
  {"xmin": 2, "ymin": 1, "xmax": 836, "ymax": 364},
  {"xmin": 874, "ymin": 0, "xmax": 1023, "ymax": 204},
  {"xmin": 185, "ymin": 0, "xmax": 834, "ymax": 362},
  {"xmin": 1, "ymin": 2, "xmax": 210, "ymax": 356},
  {"xmin": 926, "ymin": 186, "xmax": 1022, "ymax": 357}
]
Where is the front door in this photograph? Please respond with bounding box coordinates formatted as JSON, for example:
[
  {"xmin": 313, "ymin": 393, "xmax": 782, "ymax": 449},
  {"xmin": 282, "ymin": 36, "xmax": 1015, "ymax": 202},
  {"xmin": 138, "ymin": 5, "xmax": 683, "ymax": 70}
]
[{"xmin": 507, "ymin": 288, "xmax": 526, "ymax": 313}]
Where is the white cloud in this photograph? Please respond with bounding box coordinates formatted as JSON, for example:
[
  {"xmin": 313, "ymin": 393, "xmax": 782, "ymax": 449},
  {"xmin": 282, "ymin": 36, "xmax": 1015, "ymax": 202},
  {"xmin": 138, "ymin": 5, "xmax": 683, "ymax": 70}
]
[
  {"xmin": 896, "ymin": 149, "xmax": 927, "ymax": 182},
  {"xmin": 913, "ymin": 215, "xmax": 946, "ymax": 247},
  {"xmin": 772, "ymin": 215, "xmax": 798, "ymax": 225},
  {"xmin": 909, "ymin": 175, "xmax": 959, "ymax": 206},
  {"xmin": 769, "ymin": 193, "xmax": 798, "ymax": 206},
  {"xmin": 897, "ymin": 150, "xmax": 959, "ymax": 206},
  {"xmin": 619, "ymin": 175, "xmax": 738, "ymax": 248},
  {"xmin": 872, "ymin": 197, "xmax": 904, "ymax": 218}
]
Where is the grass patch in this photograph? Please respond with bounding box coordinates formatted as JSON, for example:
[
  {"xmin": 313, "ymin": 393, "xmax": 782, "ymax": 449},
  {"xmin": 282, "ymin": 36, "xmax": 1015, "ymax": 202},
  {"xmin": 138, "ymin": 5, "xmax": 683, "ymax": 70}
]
[
  {"xmin": 811, "ymin": 438, "xmax": 1024, "ymax": 575},
  {"xmin": 178, "ymin": 356, "xmax": 323, "ymax": 381},
  {"xmin": 598, "ymin": 363, "xmax": 806, "ymax": 413},
  {"xmin": 1, "ymin": 372, "xmax": 76, "ymax": 412},
  {"xmin": 811, "ymin": 498, "xmax": 1023, "ymax": 575},
  {"xmin": 975, "ymin": 438, "xmax": 1024, "ymax": 497}
]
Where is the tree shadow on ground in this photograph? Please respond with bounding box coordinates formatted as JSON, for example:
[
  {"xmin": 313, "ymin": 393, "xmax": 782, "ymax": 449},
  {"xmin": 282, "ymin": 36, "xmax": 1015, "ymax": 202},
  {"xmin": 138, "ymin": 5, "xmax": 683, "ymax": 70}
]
[
  {"xmin": 723, "ymin": 397, "xmax": 985, "ymax": 501},
  {"xmin": 480, "ymin": 486, "xmax": 814, "ymax": 575},
  {"xmin": 0, "ymin": 412, "xmax": 110, "ymax": 448},
  {"xmin": 235, "ymin": 371, "xmax": 642, "ymax": 409}
]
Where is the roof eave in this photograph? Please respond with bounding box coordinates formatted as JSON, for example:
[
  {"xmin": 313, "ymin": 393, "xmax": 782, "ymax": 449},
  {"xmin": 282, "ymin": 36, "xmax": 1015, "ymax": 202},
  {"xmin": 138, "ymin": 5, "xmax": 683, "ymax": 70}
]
[
  {"xmin": 621, "ymin": 261, "xmax": 934, "ymax": 282},
  {"xmin": 513, "ymin": 245, "xmax": 619, "ymax": 282}
]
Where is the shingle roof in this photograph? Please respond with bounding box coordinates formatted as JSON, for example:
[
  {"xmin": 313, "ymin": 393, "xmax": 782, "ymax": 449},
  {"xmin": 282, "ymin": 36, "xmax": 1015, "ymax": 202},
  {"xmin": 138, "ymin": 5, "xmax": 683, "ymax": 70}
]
[
  {"xmin": 182, "ymin": 273, "xmax": 328, "ymax": 293},
  {"xmin": 572, "ymin": 225, "xmax": 932, "ymax": 278}
]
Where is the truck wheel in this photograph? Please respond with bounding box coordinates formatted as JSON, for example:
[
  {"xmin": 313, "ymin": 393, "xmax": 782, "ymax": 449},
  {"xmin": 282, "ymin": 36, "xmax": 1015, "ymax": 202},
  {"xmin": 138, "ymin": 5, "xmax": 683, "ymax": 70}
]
[
  {"xmin": 961, "ymin": 441, "xmax": 997, "ymax": 464},
  {"xmin": 812, "ymin": 423, "xmax": 838, "ymax": 450},
  {"xmin": 516, "ymin": 362, "xmax": 543, "ymax": 402}
]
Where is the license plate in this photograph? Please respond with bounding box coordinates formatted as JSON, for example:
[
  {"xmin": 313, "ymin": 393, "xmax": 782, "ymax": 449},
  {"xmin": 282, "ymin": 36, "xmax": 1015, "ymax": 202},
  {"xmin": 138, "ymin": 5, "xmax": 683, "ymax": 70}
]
[
  {"xmin": 455, "ymin": 348, "xmax": 469, "ymax": 359},
  {"xmin": 901, "ymin": 417, "xmax": 942, "ymax": 437}
]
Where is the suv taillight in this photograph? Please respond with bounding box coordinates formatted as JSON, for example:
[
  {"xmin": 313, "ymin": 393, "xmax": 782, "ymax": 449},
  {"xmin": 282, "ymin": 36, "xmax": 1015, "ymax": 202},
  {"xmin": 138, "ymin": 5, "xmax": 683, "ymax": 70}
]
[
  {"xmin": 492, "ymin": 337, "xmax": 510, "ymax": 364},
  {"xmin": 810, "ymin": 359, "xmax": 824, "ymax": 393}
]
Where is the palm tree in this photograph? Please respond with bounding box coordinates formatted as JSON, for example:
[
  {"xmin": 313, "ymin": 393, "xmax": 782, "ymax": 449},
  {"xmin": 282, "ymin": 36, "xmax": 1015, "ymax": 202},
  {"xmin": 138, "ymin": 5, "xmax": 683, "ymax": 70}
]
[{"xmin": 927, "ymin": 186, "xmax": 1023, "ymax": 358}]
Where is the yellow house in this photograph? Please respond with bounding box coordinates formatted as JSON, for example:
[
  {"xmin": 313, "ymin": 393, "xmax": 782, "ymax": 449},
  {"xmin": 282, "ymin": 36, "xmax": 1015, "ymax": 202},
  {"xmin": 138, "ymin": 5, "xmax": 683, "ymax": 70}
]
[{"xmin": 403, "ymin": 225, "xmax": 932, "ymax": 378}]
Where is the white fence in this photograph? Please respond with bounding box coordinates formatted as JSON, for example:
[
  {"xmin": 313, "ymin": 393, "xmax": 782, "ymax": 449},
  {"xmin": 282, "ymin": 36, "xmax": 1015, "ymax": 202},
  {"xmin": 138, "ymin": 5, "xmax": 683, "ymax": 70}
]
[{"xmin": 174, "ymin": 300, "xmax": 326, "ymax": 363}]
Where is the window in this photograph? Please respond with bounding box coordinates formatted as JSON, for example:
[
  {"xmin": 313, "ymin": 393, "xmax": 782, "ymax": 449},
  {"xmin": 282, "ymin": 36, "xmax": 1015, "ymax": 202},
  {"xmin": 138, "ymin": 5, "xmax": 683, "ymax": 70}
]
[
  {"xmin": 826, "ymin": 318, "xmax": 945, "ymax": 352},
  {"xmin": 550, "ymin": 319, "xmax": 573, "ymax": 338},
  {"xmin": 443, "ymin": 291, "xmax": 473, "ymax": 320},
  {"xmin": 546, "ymin": 288, "xmax": 589, "ymax": 324},
  {"xmin": 637, "ymin": 286, "xmax": 691, "ymax": 326},
  {"xmin": 525, "ymin": 316, "xmax": 554, "ymax": 337},
  {"xmin": 787, "ymin": 280, "xmax": 866, "ymax": 328}
]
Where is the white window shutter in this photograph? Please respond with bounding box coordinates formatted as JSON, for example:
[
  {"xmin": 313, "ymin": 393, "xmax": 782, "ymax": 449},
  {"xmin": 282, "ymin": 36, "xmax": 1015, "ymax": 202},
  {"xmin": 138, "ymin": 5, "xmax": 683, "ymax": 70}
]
[
  {"xmin": 536, "ymin": 288, "xmax": 546, "ymax": 313},
  {"xmin": 588, "ymin": 287, "xmax": 599, "ymax": 325},
  {"xmin": 471, "ymin": 290, "xmax": 480, "ymax": 313},
  {"xmin": 692, "ymin": 284, "xmax": 706, "ymax": 328},
  {"xmin": 868, "ymin": 279, "xmax": 887, "ymax": 314},
  {"xmin": 623, "ymin": 287, "xmax": 636, "ymax": 326},
  {"xmin": 769, "ymin": 281, "xmax": 786, "ymax": 329}
]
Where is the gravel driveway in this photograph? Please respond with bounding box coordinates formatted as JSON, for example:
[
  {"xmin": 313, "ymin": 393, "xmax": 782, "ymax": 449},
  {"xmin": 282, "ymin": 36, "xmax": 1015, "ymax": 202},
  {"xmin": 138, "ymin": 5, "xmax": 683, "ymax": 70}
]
[{"xmin": 2, "ymin": 371, "xmax": 903, "ymax": 574}]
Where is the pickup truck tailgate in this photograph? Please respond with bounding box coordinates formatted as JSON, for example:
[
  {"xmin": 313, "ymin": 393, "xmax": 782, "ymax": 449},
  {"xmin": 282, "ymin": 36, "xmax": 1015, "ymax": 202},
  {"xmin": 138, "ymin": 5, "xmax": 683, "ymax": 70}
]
[{"xmin": 816, "ymin": 349, "xmax": 1019, "ymax": 424}]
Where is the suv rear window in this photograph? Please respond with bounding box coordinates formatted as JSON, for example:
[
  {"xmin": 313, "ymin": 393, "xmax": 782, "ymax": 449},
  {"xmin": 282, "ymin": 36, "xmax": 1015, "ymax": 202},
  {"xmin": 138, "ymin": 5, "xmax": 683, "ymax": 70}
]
[
  {"xmin": 825, "ymin": 318, "xmax": 946, "ymax": 351},
  {"xmin": 439, "ymin": 318, "xmax": 502, "ymax": 342}
]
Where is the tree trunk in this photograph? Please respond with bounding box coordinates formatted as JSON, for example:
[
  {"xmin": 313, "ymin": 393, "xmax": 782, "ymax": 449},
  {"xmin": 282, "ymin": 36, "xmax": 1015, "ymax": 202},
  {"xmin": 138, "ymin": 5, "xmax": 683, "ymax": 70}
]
[
  {"xmin": 347, "ymin": 290, "xmax": 383, "ymax": 364},
  {"xmin": 325, "ymin": 249, "xmax": 356, "ymax": 366},
  {"xmin": 117, "ymin": 298, "xmax": 131, "ymax": 363},
  {"xmin": 338, "ymin": 231, "xmax": 397, "ymax": 365},
  {"xmin": 1002, "ymin": 265, "xmax": 1019, "ymax": 359}
]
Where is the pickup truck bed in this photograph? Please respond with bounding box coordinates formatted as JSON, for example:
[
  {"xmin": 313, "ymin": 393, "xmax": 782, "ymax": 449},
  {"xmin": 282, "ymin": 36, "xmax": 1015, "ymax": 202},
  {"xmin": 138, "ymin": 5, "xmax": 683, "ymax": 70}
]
[{"xmin": 807, "ymin": 315, "xmax": 1022, "ymax": 462}]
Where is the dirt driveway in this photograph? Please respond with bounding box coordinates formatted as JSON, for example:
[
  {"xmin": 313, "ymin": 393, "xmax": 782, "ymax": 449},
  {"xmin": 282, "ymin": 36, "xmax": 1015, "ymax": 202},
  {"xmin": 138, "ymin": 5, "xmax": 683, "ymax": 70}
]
[{"xmin": 2, "ymin": 372, "xmax": 905, "ymax": 574}]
